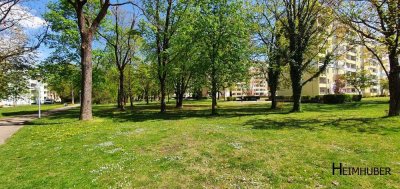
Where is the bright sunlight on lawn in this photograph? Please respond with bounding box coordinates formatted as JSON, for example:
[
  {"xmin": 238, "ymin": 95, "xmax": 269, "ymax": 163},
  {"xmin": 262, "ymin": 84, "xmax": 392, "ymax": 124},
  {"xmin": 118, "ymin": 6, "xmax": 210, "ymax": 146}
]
[{"xmin": 0, "ymin": 98, "xmax": 399, "ymax": 188}]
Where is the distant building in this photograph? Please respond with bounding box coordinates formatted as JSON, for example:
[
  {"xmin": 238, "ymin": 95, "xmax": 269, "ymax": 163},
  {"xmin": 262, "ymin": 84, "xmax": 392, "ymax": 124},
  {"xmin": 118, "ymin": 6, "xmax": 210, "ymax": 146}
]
[
  {"xmin": 225, "ymin": 67, "xmax": 269, "ymax": 98},
  {"xmin": 277, "ymin": 39, "xmax": 388, "ymax": 97},
  {"xmin": 0, "ymin": 79, "xmax": 61, "ymax": 106}
]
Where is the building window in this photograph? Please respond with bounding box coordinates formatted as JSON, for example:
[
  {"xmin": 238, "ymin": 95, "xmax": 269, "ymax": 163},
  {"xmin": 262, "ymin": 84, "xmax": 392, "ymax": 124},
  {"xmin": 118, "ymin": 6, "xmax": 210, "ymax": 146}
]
[
  {"xmin": 319, "ymin": 78, "xmax": 327, "ymax": 84},
  {"xmin": 346, "ymin": 55, "xmax": 356, "ymax": 61}
]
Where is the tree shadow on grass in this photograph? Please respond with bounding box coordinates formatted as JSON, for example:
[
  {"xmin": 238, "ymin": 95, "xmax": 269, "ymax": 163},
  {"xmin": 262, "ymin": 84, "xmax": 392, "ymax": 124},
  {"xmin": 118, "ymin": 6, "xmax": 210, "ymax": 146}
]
[
  {"xmin": 2, "ymin": 111, "xmax": 38, "ymax": 117},
  {"xmin": 244, "ymin": 117, "xmax": 400, "ymax": 135},
  {"xmin": 34, "ymin": 99, "xmax": 398, "ymax": 135},
  {"xmin": 300, "ymin": 100, "xmax": 388, "ymax": 113},
  {"xmin": 41, "ymin": 103, "xmax": 290, "ymax": 124}
]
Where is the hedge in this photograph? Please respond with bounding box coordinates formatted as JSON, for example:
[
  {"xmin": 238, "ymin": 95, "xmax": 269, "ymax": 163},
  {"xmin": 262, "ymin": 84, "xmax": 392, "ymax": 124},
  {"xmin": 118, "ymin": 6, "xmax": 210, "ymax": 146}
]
[
  {"xmin": 241, "ymin": 96, "xmax": 260, "ymax": 101},
  {"xmin": 269, "ymin": 94, "xmax": 361, "ymax": 104},
  {"xmin": 352, "ymin": 95, "xmax": 362, "ymax": 102},
  {"xmin": 322, "ymin": 94, "xmax": 352, "ymax": 104},
  {"xmin": 227, "ymin": 97, "xmax": 236, "ymax": 101}
]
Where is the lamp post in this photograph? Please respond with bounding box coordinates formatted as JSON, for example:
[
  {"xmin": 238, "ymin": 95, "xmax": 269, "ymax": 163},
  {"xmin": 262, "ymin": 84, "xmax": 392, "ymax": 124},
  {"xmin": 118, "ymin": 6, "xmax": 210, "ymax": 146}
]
[{"xmin": 37, "ymin": 75, "xmax": 42, "ymax": 118}]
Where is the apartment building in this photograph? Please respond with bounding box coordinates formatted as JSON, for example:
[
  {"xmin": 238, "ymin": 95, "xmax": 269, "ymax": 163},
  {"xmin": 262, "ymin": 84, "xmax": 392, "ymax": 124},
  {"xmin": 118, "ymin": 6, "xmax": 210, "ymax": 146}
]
[
  {"xmin": 225, "ymin": 67, "xmax": 269, "ymax": 98},
  {"xmin": 277, "ymin": 44, "xmax": 389, "ymax": 97},
  {"xmin": 0, "ymin": 79, "xmax": 61, "ymax": 106}
]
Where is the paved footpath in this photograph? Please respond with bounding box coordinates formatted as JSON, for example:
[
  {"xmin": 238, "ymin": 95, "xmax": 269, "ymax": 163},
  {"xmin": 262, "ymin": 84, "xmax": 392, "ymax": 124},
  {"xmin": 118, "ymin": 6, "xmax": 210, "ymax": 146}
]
[{"xmin": 0, "ymin": 105, "xmax": 79, "ymax": 145}]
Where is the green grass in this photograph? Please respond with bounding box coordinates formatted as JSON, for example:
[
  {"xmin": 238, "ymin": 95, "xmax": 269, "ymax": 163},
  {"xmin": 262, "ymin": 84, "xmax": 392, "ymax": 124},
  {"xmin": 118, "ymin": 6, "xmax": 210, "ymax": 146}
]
[
  {"xmin": 0, "ymin": 98, "xmax": 399, "ymax": 188},
  {"xmin": 0, "ymin": 104, "xmax": 63, "ymax": 118}
]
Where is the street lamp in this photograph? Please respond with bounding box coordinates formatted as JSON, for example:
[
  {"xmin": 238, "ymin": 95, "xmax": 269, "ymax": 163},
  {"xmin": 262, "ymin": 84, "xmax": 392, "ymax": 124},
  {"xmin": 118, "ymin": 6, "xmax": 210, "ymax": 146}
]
[{"xmin": 37, "ymin": 75, "xmax": 42, "ymax": 118}]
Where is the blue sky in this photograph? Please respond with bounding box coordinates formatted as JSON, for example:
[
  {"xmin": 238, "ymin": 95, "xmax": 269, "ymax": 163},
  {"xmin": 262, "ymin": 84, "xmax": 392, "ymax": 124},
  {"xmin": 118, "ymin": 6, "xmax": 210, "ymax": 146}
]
[
  {"xmin": 21, "ymin": 0, "xmax": 136, "ymax": 62},
  {"xmin": 22, "ymin": 0, "xmax": 53, "ymax": 61}
]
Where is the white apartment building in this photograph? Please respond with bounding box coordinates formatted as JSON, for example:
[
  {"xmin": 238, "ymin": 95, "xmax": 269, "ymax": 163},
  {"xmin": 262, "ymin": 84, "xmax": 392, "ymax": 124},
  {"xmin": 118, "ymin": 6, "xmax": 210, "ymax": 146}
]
[{"xmin": 0, "ymin": 79, "xmax": 61, "ymax": 106}]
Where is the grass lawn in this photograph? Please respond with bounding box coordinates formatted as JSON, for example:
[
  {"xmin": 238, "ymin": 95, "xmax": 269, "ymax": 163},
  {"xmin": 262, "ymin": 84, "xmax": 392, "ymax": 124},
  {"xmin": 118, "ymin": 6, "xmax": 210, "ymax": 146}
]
[
  {"xmin": 0, "ymin": 104, "xmax": 64, "ymax": 118},
  {"xmin": 0, "ymin": 98, "xmax": 399, "ymax": 188}
]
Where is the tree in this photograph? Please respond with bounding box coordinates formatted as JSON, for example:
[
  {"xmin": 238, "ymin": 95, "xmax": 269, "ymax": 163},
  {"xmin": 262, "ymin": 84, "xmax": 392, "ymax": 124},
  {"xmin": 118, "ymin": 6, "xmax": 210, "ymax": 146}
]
[
  {"xmin": 170, "ymin": 24, "xmax": 200, "ymax": 108},
  {"xmin": 92, "ymin": 49, "xmax": 119, "ymax": 104},
  {"xmin": 65, "ymin": 0, "xmax": 122, "ymax": 120},
  {"xmin": 135, "ymin": 61, "xmax": 157, "ymax": 105},
  {"xmin": 380, "ymin": 78, "xmax": 389, "ymax": 95},
  {"xmin": 345, "ymin": 70, "xmax": 374, "ymax": 96},
  {"xmin": 338, "ymin": 0, "xmax": 400, "ymax": 116},
  {"xmin": 0, "ymin": 0, "xmax": 25, "ymax": 33},
  {"xmin": 0, "ymin": 61, "xmax": 28, "ymax": 102},
  {"xmin": 140, "ymin": 0, "xmax": 190, "ymax": 113},
  {"xmin": 333, "ymin": 74, "xmax": 346, "ymax": 94},
  {"xmin": 266, "ymin": 0, "xmax": 339, "ymax": 112},
  {"xmin": 99, "ymin": 6, "xmax": 140, "ymax": 111},
  {"xmin": 254, "ymin": 1, "xmax": 289, "ymax": 109},
  {"xmin": 39, "ymin": 61, "xmax": 80, "ymax": 104},
  {"xmin": 44, "ymin": 1, "xmax": 81, "ymax": 65},
  {"xmin": 0, "ymin": 0, "xmax": 47, "ymax": 63},
  {"xmin": 0, "ymin": 67, "xmax": 28, "ymax": 106},
  {"xmin": 125, "ymin": 60, "xmax": 136, "ymax": 109},
  {"xmin": 195, "ymin": 0, "xmax": 252, "ymax": 114}
]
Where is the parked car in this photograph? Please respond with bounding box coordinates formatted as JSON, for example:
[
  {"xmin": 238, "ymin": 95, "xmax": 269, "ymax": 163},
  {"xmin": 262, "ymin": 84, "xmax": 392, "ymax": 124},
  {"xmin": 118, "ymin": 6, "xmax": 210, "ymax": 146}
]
[{"xmin": 43, "ymin": 99, "xmax": 55, "ymax": 104}]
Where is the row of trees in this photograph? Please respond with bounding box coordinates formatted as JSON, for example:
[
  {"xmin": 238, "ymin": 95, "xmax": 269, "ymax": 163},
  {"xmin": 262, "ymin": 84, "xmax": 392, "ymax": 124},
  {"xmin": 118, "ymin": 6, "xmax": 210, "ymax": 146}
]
[
  {"xmin": 255, "ymin": 0, "xmax": 399, "ymax": 115},
  {"xmin": 44, "ymin": 0, "xmax": 400, "ymax": 119},
  {"xmin": 2, "ymin": 0, "xmax": 399, "ymax": 118},
  {"xmin": 42, "ymin": 0, "xmax": 253, "ymax": 119}
]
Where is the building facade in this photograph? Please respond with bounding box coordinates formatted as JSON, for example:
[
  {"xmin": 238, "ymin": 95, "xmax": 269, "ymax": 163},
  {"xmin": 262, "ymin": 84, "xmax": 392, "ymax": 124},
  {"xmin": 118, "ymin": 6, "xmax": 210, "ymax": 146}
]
[
  {"xmin": 277, "ymin": 44, "xmax": 389, "ymax": 97},
  {"xmin": 225, "ymin": 67, "xmax": 269, "ymax": 98},
  {"xmin": 0, "ymin": 79, "xmax": 61, "ymax": 106}
]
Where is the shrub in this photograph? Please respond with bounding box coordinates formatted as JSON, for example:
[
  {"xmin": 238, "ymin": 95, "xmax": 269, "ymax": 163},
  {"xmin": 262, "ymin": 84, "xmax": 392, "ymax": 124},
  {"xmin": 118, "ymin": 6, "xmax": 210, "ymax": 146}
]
[
  {"xmin": 275, "ymin": 96, "xmax": 292, "ymax": 102},
  {"xmin": 242, "ymin": 96, "xmax": 260, "ymax": 101},
  {"xmin": 322, "ymin": 94, "xmax": 352, "ymax": 104},
  {"xmin": 352, "ymin": 95, "xmax": 362, "ymax": 102},
  {"xmin": 226, "ymin": 97, "xmax": 236, "ymax": 101},
  {"xmin": 276, "ymin": 102, "xmax": 284, "ymax": 109},
  {"xmin": 311, "ymin": 95, "xmax": 323, "ymax": 103},
  {"xmin": 301, "ymin": 96, "xmax": 311, "ymax": 103}
]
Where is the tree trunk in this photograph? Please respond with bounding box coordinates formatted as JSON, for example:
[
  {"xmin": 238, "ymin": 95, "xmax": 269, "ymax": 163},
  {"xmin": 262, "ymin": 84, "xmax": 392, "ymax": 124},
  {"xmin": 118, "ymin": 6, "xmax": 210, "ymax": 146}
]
[
  {"xmin": 270, "ymin": 88, "xmax": 277, "ymax": 109},
  {"xmin": 160, "ymin": 79, "xmax": 166, "ymax": 113},
  {"xmin": 117, "ymin": 84, "xmax": 121, "ymax": 108},
  {"xmin": 71, "ymin": 87, "xmax": 75, "ymax": 105},
  {"xmin": 79, "ymin": 33, "xmax": 93, "ymax": 120},
  {"xmin": 211, "ymin": 75, "xmax": 218, "ymax": 115},
  {"xmin": 176, "ymin": 78, "xmax": 187, "ymax": 109},
  {"xmin": 268, "ymin": 68, "xmax": 280, "ymax": 110},
  {"xmin": 176, "ymin": 92, "xmax": 184, "ymax": 109},
  {"xmin": 145, "ymin": 90, "xmax": 149, "ymax": 104},
  {"xmin": 118, "ymin": 69, "xmax": 125, "ymax": 111},
  {"xmin": 388, "ymin": 53, "xmax": 400, "ymax": 116},
  {"xmin": 129, "ymin": 94, "xmax": 133, "ymax": 110},
  {"xmin": 290, "ymin": 65, "xmax": 302, "ymax": 112}
]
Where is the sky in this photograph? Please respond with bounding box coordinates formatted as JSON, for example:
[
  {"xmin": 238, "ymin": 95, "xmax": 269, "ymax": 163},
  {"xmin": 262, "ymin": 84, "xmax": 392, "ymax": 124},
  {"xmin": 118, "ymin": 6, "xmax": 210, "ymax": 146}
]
[
  {"xmin": 22, "ymin": 0, "xmax": 53, "ymax": 61},
  {"xmin": 18, "ymin": 0, "xmax": 139, "ymax": 62}
]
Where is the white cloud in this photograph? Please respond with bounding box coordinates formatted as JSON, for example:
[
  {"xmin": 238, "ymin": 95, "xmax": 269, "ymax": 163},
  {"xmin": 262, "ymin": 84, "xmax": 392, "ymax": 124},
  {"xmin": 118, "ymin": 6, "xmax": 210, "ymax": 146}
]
[{"xmin": 2, "ymin": 4, "xmax": 47, "ymax": 29}]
